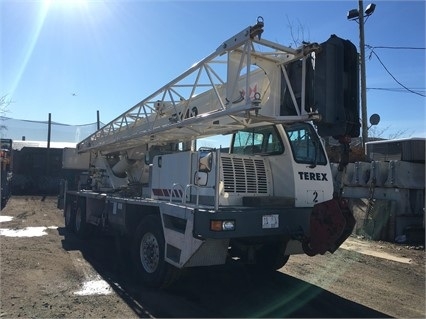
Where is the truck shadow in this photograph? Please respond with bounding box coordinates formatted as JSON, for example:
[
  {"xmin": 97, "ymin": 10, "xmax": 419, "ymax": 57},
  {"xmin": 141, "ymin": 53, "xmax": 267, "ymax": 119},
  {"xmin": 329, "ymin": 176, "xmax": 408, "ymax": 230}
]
[{"xmin": 59, "ymin": 227, "xmax": 390, "ymax": 318}]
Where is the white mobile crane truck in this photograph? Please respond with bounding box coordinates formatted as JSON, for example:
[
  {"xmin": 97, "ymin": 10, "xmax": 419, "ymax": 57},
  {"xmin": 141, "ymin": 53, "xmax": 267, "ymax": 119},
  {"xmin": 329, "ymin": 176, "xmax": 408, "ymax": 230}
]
[{"xmin": 62, "ymin": 17, "xmax": 360, "ymax": 287}]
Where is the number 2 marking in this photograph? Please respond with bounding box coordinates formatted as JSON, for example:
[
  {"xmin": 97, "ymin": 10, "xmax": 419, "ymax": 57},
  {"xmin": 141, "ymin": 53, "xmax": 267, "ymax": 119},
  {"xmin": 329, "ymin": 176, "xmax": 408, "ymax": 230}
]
[{"xmin": 313, "ymin": 191, "xmax": 318, "ymax": 203}]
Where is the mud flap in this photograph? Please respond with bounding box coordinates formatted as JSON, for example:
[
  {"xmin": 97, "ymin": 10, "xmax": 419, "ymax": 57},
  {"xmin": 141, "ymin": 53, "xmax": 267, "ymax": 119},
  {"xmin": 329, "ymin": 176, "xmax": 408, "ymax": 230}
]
[{"xmin": 302, "ymin": 198, "xmax": 355, "ymax": 256}]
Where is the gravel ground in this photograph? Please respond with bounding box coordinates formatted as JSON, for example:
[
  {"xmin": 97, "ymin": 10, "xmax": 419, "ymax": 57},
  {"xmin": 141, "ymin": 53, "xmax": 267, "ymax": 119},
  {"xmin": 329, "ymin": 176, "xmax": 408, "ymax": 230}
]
[{"xmin": 0, "ymin": 196, "xmax": 424, "ymax": 318}]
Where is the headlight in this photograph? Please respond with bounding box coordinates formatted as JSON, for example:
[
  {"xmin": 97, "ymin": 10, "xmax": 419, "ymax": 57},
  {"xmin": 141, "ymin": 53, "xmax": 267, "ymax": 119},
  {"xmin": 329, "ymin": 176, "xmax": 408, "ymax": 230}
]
[{"xmin": 210, "ymin": 220, "xmax": 235, "ymax": 231}]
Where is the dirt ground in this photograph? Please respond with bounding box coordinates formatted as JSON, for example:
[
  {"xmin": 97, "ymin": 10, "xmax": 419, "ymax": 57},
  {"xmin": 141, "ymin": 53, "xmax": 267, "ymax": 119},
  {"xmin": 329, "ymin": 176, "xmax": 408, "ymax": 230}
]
[{"xmin": 0, "ymin": 196, "xmax": 425, "ymax": 318}]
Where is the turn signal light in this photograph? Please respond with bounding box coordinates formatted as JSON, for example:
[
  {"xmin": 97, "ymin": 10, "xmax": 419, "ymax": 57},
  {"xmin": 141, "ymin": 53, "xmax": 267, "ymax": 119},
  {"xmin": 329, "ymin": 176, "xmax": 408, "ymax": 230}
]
[{"xmin": 210, "ymin": 220, "xmax": 235, "ymax": 231}]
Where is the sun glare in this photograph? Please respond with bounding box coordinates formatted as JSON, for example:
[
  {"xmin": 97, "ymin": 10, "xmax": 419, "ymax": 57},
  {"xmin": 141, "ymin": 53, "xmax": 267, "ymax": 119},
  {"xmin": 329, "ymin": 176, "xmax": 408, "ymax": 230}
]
[{"xmin": 44, "ymin": 0, "xmax": 89, "ymax": 10}]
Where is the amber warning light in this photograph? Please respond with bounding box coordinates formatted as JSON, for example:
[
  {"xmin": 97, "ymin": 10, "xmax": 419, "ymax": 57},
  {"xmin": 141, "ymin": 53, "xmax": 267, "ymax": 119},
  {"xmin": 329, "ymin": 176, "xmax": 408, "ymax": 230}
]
[{"xmin": 210, "ymin": 220, "xmax": 236, "ymax": 231}]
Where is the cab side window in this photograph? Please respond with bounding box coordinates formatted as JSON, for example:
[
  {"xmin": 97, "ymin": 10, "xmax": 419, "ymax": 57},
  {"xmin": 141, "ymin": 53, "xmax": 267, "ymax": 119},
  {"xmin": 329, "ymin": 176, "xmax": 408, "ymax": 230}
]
[{"xmin": 231, "ymin": 126, "xmax": 284, "ymax": 155}]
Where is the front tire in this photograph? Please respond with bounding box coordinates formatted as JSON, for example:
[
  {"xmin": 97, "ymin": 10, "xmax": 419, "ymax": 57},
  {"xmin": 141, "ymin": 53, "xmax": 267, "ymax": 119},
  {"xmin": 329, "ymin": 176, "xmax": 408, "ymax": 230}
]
[
  {"xmin": 132, "ymin": 215, "xmax": 179, "ymax": 288},
  {"xmin": 252, "ymin": 242, "xmax": 290, "ymax": 271}
]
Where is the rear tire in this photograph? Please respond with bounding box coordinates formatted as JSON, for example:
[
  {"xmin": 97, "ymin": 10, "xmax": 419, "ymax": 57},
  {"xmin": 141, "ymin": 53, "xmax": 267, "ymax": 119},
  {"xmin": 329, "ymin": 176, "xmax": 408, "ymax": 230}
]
[
  {"xmin": 132, "ymin": 215, "xmax": 179, "ymax": 288},
  {"xmin": 64, "ymin": 201, "xmax": 75, "ymax": 233},
  {"xmin": 74, "ymin": 202, "xmax": 93, "ymax": 239}
]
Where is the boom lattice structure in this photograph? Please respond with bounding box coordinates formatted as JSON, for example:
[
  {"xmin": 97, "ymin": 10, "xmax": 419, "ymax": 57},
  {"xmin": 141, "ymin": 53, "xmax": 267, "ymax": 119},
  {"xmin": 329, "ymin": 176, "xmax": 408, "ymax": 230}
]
[{"xmin": 77, "ymin": 18, "xmax": 321, "ymax": 154}]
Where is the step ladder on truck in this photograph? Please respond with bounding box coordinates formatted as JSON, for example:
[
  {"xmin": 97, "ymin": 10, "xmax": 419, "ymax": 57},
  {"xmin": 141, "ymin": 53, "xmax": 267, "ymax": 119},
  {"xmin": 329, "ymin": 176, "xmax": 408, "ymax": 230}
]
[{"xmin": 61, "ymin": 17, "xmax": 360, "ymax": 288}]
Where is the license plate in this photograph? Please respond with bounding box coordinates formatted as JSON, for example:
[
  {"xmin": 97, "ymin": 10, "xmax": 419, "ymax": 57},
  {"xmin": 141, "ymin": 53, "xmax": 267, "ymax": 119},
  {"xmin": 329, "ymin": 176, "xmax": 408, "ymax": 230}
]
[{"xmin": 262, "ymin": 214, "xmax": 279, "ymax": 229}]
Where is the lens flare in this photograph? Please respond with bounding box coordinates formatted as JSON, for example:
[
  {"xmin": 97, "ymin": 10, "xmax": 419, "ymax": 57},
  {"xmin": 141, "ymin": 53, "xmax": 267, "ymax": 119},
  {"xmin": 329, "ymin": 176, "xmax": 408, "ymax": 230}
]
[{"xmin": 8, "ymin": 2, "xmax": 50, "ymax": 97}]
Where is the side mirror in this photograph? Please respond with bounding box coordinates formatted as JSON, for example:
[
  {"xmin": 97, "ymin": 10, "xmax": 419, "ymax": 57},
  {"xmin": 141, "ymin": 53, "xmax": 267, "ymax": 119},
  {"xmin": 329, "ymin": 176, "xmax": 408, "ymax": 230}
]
[
  {"xmin": 194, "ymin": 171, "xmax": 208, "ymax": 186},
  {"xmin": 198, "ymin": 148, "xmax": 213, "ymax": 173}
]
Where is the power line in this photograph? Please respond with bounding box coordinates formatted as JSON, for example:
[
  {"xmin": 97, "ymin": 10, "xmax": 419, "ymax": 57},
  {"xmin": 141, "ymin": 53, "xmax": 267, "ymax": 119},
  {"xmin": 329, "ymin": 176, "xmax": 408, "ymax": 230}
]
[
  {"xmin": 366, "ymin": 45, "xmax": 426, "ymax": 50},
  {"xmin": 367, "ymin": 87, "xmax": 426, "ymax": 94},
  {"xmin": 367, "ymin": 47, "xmax": 426, "ymax": 98}
]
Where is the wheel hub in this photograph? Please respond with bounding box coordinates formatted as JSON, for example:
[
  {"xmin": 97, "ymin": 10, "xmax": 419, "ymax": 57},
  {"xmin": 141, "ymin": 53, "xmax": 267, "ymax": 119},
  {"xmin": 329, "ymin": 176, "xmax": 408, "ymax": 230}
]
[{"xmin": 140, "ymin": 233, "xmax": 159, "ymax": 273}]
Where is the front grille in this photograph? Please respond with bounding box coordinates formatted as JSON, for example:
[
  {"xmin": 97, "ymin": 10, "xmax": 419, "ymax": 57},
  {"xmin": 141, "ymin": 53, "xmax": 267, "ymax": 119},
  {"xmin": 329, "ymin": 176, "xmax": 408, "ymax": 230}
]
[{"xmin": 221, "ymin": 156, "xmax": 268, "ymax": 194}]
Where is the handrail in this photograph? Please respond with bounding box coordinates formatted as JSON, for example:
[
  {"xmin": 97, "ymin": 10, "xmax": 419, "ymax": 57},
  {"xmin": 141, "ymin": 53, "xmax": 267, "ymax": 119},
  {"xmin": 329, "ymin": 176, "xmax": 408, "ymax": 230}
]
[
  {"xmin": 184, "ymin": 184, "xmax": 200, "ymax": 206},
  {"xmin": 170, "ymin": 183, "xmax": 185, "ymax": 203}
]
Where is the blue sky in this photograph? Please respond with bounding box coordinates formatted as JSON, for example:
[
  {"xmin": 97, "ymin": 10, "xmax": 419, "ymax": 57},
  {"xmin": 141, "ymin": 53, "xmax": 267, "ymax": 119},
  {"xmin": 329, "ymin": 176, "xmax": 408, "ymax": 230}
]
[{"xmin": 1, "ymin": 0, "xmax": 425, "ymax": 141}]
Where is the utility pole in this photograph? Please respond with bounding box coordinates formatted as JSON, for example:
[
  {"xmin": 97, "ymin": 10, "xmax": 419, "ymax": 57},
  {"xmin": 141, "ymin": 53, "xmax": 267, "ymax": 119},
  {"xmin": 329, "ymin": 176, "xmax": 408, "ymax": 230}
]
[
  {"xmin": 358, "ymin": 0, "xmax": 368, "ymax": 148},
  {"xmin": 347, "ymin": 1, "xmax": 376, "ymax": 148}
]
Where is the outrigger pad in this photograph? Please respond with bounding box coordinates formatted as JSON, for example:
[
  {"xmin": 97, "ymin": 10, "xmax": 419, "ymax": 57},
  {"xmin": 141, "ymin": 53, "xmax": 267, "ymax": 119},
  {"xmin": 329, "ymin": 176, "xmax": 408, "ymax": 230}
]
[{"xmin": 303, "ymin": 198, "xmax": 355, "ymax": 256}]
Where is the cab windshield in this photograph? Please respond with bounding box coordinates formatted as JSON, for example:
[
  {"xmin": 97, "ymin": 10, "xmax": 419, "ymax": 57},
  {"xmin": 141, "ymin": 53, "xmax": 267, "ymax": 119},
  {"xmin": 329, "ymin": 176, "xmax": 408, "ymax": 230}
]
[{"xmin": 285, "ymin": 123, "xmax": 327, "ymax": 166}]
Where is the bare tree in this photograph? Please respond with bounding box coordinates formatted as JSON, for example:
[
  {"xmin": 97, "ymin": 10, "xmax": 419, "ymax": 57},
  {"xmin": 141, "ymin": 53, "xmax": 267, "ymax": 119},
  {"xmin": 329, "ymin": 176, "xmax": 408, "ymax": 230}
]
[
  {"xmin": 368, "ymin": 125, "xmax": 412, "ymax": 140},
  {"xmin": 285, "ymin": 15, "xmax": 310, "ymax": 48},
  {"xmin": 1, "ymin": 95, "xmax": 12, "ymax": 135}
]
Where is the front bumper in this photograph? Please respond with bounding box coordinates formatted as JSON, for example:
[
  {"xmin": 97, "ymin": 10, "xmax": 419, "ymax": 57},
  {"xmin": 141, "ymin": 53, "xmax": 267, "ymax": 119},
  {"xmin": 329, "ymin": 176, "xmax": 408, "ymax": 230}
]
[{"xmin": 192, "ymin": 198, "xmax": 355, "ymax": 256}]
